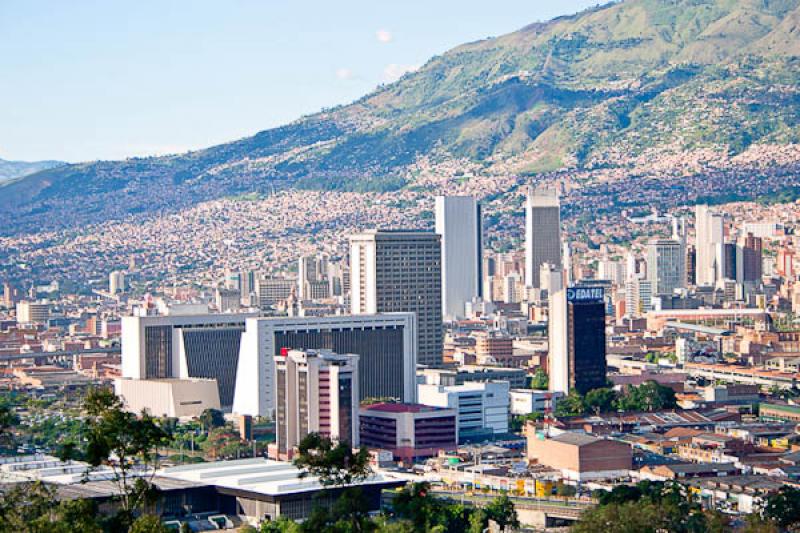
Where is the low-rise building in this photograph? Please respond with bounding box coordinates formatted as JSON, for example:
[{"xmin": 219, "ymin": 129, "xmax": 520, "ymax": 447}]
[
  {"xmin": 359, "ymin": 403, "xmax": 457, "ymax": 464},
  {"xmin": 526, "ymin": 429, "xmax": 633, "ymax": 481},
  {"xmin": 418, "ymin": 381, "xmax": 509, "ymax": 443}
]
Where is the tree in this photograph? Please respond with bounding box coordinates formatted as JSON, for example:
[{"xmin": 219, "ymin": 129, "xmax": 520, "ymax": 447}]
[
  {"xmin": 556, "ymin": 482, "xmax": 577, "ymax": 498},
  {"xmin": 483, "ymin": 495, "xmax": 519, "ymax": 529},
  {"xmin": 509, "ymin": 412, "xmax": 542, "ymax": 433},
  {"xmin": 0, "ymin": 404, "xmax": 19, "ymax": 451},
  {"xmin": 530, "ymin": 368, "xmax": 549, "ymax": 390},
  {"xmin": 554, "ymin": 390, "xmax": 586, "ymax": 417},
  {"xmin": 0, "ymin": 482, "xmax": 102, "ymax": 533},
  {"xmin": 198, "ymin": 408, "xmax": 225, "ymax": 432},
  {"xmin": 293, "ymin": 433, "xmax": 372, "ymax": 532},
  {"xmin": 761, "ymin": 485, "xmax": 800, "ymax": 530},
  {"xmin": 615, "ymin": 381, "xmax": 677, "ymax": 412},
  {"xmin": 80, "ymin": 388, "xmax": 171, "ymax": 529},
  {"xmin": 293, "ymin": 432, "xmax": 371, "ymax": 487},
  {"xmin": 584, "ymin": 388, "xmax": 617, "ymax": 415},
  {"xmin": 129, "ymin": 515, "xmax": 168, "ymax": 533}
]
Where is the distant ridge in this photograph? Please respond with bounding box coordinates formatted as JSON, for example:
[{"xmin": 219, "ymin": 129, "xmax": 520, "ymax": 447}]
[{"xmin": 3, "ymin": 0, "xmax": 800, "ymax": 233}]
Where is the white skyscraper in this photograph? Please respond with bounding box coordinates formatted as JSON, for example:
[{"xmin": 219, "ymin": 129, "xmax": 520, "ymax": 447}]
[
  {"xmin": 525, "ymin": 188, "xmax": 562, "ymax": 289},
  {"xmin": 109, "ymin": 270, "xmax": 126, "ymax": 294},
  {"xmin": 435, "ymin": 196, "xmax": 482, "ymax": 320},
  {"xmin": 695, "ymin": 205, "xmax": 725, "ymax": 286}
]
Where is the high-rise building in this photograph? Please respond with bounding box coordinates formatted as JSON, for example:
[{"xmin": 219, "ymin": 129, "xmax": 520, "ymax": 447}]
[
  {"xmin": 235, "ymin": 314, "xmax": 418, "ymax": 417},
  {"xmin": 109, "ymin": 271, "xmax": 126, "ymax": 294},
  {"xmin": 15, "ymin": 300, "xmax": 50, "ymax": 325},
  {"xmin": 695, "ymin": 205, "xmax": 725, "ymax": 286},
  {"xmin": 350, "ymin": 230, "xmax": 442, "ymax": 366},
  {"xmin": 646, "ymin": 239, "xmax": 685, "ymax": 296},
  {"xmin": 549, "ymin": 286, "xmax": 607, "ymax": 395},
  {"xmin": 736, "ymin": 233, "xmax": 763, "ymax": 284},
  {"xmin": 121, "ymin": 310, "xmax": 259, "ymax": 411},
  {"xmin": 778, "ymin": 245, "xmax": 795, "ymax": 279},
  {"xmin": 256, "ymin": 277, "xmax": 295, "ymax": 309},
  {"xmin": 525, "ymin": 188, "xmax": 562, "ymax": 289},
  {"xmin": 240, "ymin": 269, "xmax": 256, "ymax": 306},
  {"xmin": 274, "ymin": 349, "xmax": 359, "ymax": 459},
  {"xmin": 435, "ymin": 196, "xmax": 482, "ymax": 320},
  {"xmin": 686, "ymin": 245, "xmax": 697, "ymax": 286},
  {"xmin": 2, "ymin": 282, "xmax": 19, "ymax": 308},
  {"xmin": 215, "ymin": 288, "xmax": 241, "ymax": 312},
  {"xmin": 298, "ymin": 254, "xmax": 330, "ymax": 300}
]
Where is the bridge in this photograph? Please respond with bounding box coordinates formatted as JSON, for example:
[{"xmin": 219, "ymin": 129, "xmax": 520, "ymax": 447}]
[
  {"xmin": 430, "ymin": 489, "xmax": 595, "ymax": 527},
  {"xmin": 0, "ymin": 347, "xmax": 121, "ymax": 363}
]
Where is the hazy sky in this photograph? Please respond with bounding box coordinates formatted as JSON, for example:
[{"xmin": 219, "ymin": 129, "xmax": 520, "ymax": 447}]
[{"xmin": 1, "ymin": 1, "xmax": 598, "ymax": 163}]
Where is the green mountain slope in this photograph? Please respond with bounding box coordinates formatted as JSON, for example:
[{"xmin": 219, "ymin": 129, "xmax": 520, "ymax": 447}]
[
  {"xmin": 0, "ymin": 158, "xmax": 63, "ymax": 185},
  {"xmin": 3, "ymin": 0, "xmax": 800, "ymax": 234}
]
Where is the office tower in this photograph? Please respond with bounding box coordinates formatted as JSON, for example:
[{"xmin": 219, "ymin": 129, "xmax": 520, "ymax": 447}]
[
  {"xmin": 15, "ymin": 300, "xmax": 50, "ymax": 325},
  {"xmin": 274, "ymin": 349, "xmax": 360, "ymax": 458},
  {"xmin": 240, "ymin": 269, "xmax": 256, "ymax": 306},
  {"xmin": 215, "ymin": 287, "xmax": 241, "ymax": 312},
  {"xmin": 350, "ymin": 231, "xmax": 442, "ymax": 366},
  {"xmin": 2, "ymin": 282, "xmax": 19, "ymax": 308},
  {"xmin": 109, "ymin": 271, "xmax": 126, "ymax": 294},
  {"xmin": 539, "ymin": 263, "xmax": 563, "ymax": 299},
  {"xmin": 525, "ymin": 188, "xmax": 562, "ymax": 289},
  {"xmin": 235, "ymin": 314, "xmax": 417, "ymax": 417},
  {"xmin": 435, "ymin": 196, "xmax": 482, "ymax": 320},
  {"xmin": 298, "ymin": 254, "xmax": 330, "ymax": 300},
  {"xmin": 736, "ymin": 233, "xmax": 763, "ymax": 284},
  {"xmin": 778, "ymin": 244, "xmax": 795, "ymax": 279},
  {"xmin": 695, "ymin": 205, "xmax": 725, "ymax": 286},
  {"xmin": 549, "ymin": 286, "xmax": 607, "ymax": 395},
  {"xmin": 121, "ymin": 310, "xmax": 258, "ymax": 411},
  {"xmin": 646, "ymin": 239, "xmax": 685, "ymax": 296},
  {"xmin": 255, "ymin": 277, "xmax": 295, "ymax": 309},
  {"xmin": 724, "ymin": 243, "xmax": 737, "ymax": 281},
  {"xmin": 687, "ymin": 245, "xmax": 697, "ymax": 286}
]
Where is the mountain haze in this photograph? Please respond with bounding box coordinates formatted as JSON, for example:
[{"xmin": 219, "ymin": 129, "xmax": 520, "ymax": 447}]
[
  {"xmin": 0, "ymin": 158, "xmax": 63, "ymax": 185},
  {"xmin": 4, "ymin": 0, "xmax": 800, "ymax": 234}
]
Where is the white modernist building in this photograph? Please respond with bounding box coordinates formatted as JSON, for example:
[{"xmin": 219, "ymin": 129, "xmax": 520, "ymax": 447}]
[
  {"xmin": 695, "ymin": 204, "xmax": 726, "ymax": 286},
  {"xmin": 435, "ymin": 195, "xmax": 483, "ymax": 320},
  {"xmin": 525, "ymin": 188, "xmax": 562, "ymax": 289},
  {"xmin": 234, "ymin": 313, "xmax": 417, "ymax": 418},
  {"xmin": 120, "ymin": 310, "xmax": 258, "ymax": 412},
  {"xmin": 418, "ymin": 381, "xmax": 510, "ymax": 441},
  {"xmin": 115, "ymin": 377, "xmax": 221, "ymax": 418}
]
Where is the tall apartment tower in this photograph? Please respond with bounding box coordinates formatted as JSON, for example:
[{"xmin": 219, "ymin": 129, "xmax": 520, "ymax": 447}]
[
  {"xmin": 435, "ymin": 196, "xmax": 482, "ymax": 320},
  {"xmin": 274, "ymin": 349, "xmax": 359, "ymax": 459},
  {"xmin": 646, "ymin": 239, "xmax": 685, "ymax": 296},
  {"xmin": 109, "ymin": 270, "xmax": 126, "ymax": 294},
  {"xmin": 549, "ymin": 286, "xmax": 607, "ymax": 395},
  {"xmin": 350, "ymin": 231, "xmax": 443, "ymax": 366},
  {"xmin": 695, "ymin": 205, "xmax": 726, "ymax": 286},
  {"xmin": 298, "ymin": 254, "xmax": 329, "ymax": 300},
  {"xmin": 525, "ymin": 188, "xmax": 562, "ymax": 289},
  {"xmin": 736, "ymin": 233, "xmax": 763, "ymax": 284}
]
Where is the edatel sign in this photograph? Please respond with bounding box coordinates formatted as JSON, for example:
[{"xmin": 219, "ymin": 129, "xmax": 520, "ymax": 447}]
[{"xmin": 566, "ymin": 286, "xmax": 604, "ymax": 302}]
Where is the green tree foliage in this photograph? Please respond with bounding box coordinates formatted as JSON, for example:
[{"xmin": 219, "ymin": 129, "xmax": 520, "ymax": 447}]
[
  {"xmin": 577, "ymin": 481, "xmax": 729, "ymax": 533},
  {"xmin": 509, "ymin": 412, "xmax": 542, "ymax": 433},
  {"xmin": 0, "ymin": 482, "xmax": 102, "ymax": 533},
  {"xmin": 293, "ymin": 432, "xmax": 371, "ymax": 487},
  {"xmin": 554, "ymin": 382, "xmax": 678, "ymax": 418},
  {"xmin": 80, "ymin": 388, "xmax": 172, "ymax": 529},
  {"xmin": 584, "ymin": 388, "xmax": 618, "ymax": 415},
  {"xmin": 128, "ymin": 514, "xmax": 169, "ymax": 533},
  {"xmin": 198, "ymin": 408, "xmax": 226, "ymax": 432},
  {"xmin": 760, "ymin": 485, "xmax": 800, "ymax": 530},
  {"xmin": 529, "ymin": 368, "xmax": 549, "ymax": 390},
  {"xmin": 0, "ymin": 403, "xmax": 19, "ymax": 451},
  {"xmin": 483, "ymin": 495, "xmax": 519, "ymax": 530},
  {"xmin": 615, "ymin": 381, "xmax": 677, "ymax": 412}
]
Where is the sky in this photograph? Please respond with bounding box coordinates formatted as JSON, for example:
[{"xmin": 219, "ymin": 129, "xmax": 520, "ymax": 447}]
[{"xmin": 0, "ymin": 0, "xmax": 599, "ymax": 163}]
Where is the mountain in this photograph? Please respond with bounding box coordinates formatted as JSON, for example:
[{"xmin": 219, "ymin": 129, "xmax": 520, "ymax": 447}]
[
  {"xmin": 4, "ymin": 0, "xmax": 800, "ymax": 235},
  {"xmin": 0, "ymin": 158, "xmax": 63, "ymax": 185}
]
